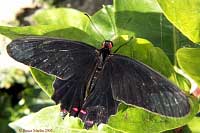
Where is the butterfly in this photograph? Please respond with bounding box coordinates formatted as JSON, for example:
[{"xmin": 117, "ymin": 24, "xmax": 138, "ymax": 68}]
[{"xmin": 7, "ymin": 36, "xmax": 190, "ymax": 128}]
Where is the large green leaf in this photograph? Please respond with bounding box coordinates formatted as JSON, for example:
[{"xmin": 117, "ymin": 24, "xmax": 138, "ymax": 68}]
[
  {"xmin": 114, "ymin": 0, "xmax": 162, "ymax": 13},
  {"xmin": 107, "ymin": 97, "xmax": 198, "ymax": 133},
  {"xmin": 33, "ymin": 8, "xmax": 89, "ymax": 31},
  {"xmin": 33, "ymin": 6, "xmax": 116, "ymax": 43},
  {"xmin": 9, "ymin": 105, "xmax": 90, "ymax": 133},
  {"xmin": 8, "ymin": 99, "xmax": 199, "ymax": 133},
  {"xmin": 157, "ymin": 0, "xmax": 200, "ymax": 43},
  {"xmin": 0, "ymin": 25, "xmax": 97, "ymax": 45},
  {"xmin": 114, "ymin": 0, "xmax": 194, "ymax": 63},
  {"xmin": 187, "ymin": 116, "xmax": 200, "ymax": 132},
  {"xmin": 177, "ymin": 48, "xmax": 200, "ymax": 86},
  {"xmin": 0, "ymin": 25, "xmax": 75, "ymax": 39},
  {"xmin": 85, "ymin": 5, "xmax": 116, "ymax": 42},
  {"xmin": 8, "ymin": 105, "xmax": 122, "ymax": 133}
]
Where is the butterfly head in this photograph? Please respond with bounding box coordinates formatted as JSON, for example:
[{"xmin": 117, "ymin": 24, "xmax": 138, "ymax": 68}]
[{"xmin": 102, "ymin": 40, "xmax": 113, "ymax": 49}]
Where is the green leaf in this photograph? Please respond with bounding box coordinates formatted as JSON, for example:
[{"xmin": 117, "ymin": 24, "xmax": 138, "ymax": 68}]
[
  {"xmin": 187, "ymin": 116, "xmax": 200, "ymax": 132},
  {"xmin": 8, "ymin": 105, "xmax": 121, "ymax": 132},
  {"xmin": 85, "ymin": 5, "xmax": 116, "ymax": 42},
  {"xmin": 177, "ymin": 48, "xmax": 200, "ymax": 86},
  {"xmin": 114, "ymin": 0, "xmax": 193, "ymax": 63},
  {"xmin": 0, "ymin": 25, "xmax": 97, "ymax": 44},
  {"xmin": 30, "ymin": 68, "xmax": 55, "ymax": 97},
  {"xmin": 157, "ymin": 0, "xmax": 200, "ymax": 43},
  {"xmin": 33, "ymin": 6, "xmax": 115, "ymax": 43},
  {"xmin": 33, "ymin": 8, "xmax": 89, "ymax": 31},
  {"xmin": 0, "ymin": 25, "xmax": 74, "ymax": 39},
  {"xmin": 44, "ymin": 27, "xmax": 98, "ymax": 47},
  {"xmin": 107, "ymin": 97, "xmax": 199, "ymax": 133},
  {"xmin": 9, "ymin": 99, "xmax": 198, "ymax": 133},
  {"xmin": 9, "ymin": 105, "xmax": 87, "ymax": 132},
  {"xmin": 114, "ymin": 0, "xmax": 162, "ymax": 13}
]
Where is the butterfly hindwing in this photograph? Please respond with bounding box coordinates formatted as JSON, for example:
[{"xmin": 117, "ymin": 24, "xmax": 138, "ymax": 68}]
[
  {"xmin": 7, "ymin": 36, "xmax": 98, "ymax": 79},
  {"xmin": 53, "ymin": 77, "xmax": 87, "ymax": 117},
  {"xmin": 79, "ymin": 63, "xmax": 118, "ymax": 128},
  {"xmin": 106, "ymin": 54, "xmax": 190, "ymax": 117}
]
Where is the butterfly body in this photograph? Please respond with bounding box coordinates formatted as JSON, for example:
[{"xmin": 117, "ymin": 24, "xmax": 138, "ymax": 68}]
[
  {"xmin": 7, "ymin": 36, "xmax": 190, "ymax": 129},
  {"xmin": 86, "ymin": 40, "xmax": 113, "ymax": 95}
]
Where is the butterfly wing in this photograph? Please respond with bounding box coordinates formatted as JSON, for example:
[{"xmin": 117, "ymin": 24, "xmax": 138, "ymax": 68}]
[
  {"xmin": 53, "ymin": 77, "xmax": 88, "ymax": 117},
  {"xmin": 78, "ymin": 63, "xmax": 118, "ymax": 128},
  {"xmin": 7, "ymin": 36, "xmax": 99, "ymax": 116},
  {"xmin": 7, "ymin": 36, "xmax": 98, "ymax": 79},
  {"xmin": 106, "ymin": 54, "xmax": 190, "ymax": 117}
]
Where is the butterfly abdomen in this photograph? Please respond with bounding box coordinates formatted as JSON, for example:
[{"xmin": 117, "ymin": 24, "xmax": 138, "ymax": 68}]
[
  {"xmin": 86, "ymin": 54, "xmax": 105, "ymax": 96},
  {"xmin": 85, "ymin": 47, "xmax": 112, "ymax": 96}
]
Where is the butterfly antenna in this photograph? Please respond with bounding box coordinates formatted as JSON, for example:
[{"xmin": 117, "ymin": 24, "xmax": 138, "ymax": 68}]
[
  {"xmin": 84, "ymin": 13, "xmax": 105, "ymax": 41},
  {"xmin": 113, "ymin": 36, "xmax": 134, "ymax": 53}
]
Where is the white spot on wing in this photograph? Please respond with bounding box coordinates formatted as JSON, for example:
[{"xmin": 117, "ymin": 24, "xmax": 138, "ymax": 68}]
[
  {"xmin": 59, "ymin": 50, "xmax": 69, "ymax": 52},
  {"xmin": 43, "ymin": 59, "xmax": 48, "ymax": 62}
]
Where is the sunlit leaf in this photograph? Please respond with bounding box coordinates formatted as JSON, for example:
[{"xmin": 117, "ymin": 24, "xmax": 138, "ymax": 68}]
[
  {"xmin": 33, "ymin": 8, "xmax": 89, "ymax": 31},
  {"xmin": 114, "ymin": 0, "xmax": 194, "ymax": 63},
  {"xmin": 157, "ymin": 0, "xmax": 200, "ymax": 43},
  {"xmin": 177, "ymin": 48, "xmax": 200, "ymax": 86},
  {"xmin": 107, "ymin": 97, "xmax": 198, "ymax": 133}
]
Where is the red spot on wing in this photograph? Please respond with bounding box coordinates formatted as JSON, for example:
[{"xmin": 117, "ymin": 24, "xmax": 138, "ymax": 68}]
[
  {"xmin": 192, "ymin": 87, "xmax": 200, "ymax": 98},
  {"xmin": 72, "ymin": 107, "xmax": 79, "ymax": 112},
  {"xmin": 80, "ymin": 109, "xmax": 87, "ymax": 115}
]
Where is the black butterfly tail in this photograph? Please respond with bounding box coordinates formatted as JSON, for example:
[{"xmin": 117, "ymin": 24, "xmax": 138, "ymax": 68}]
[
  {"xmin": 79, "ymin": 94, "xmax": 118, "ymax": 129},
  {"xmin": 52, "ymin": 78, "xmax": 86, "ymax": 117}
]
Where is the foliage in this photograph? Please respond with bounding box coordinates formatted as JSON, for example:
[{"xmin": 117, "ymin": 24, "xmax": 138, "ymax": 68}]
[
  {"xmin": 0, "ymin": 68, "xmax": 53, "ymax": 133},
  {"xmin": 0, "ymin": 0, "xmax": 199, "ymax": 132}
]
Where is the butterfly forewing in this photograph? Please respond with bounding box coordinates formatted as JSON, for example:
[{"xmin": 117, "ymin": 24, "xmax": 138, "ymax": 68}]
[
  {"xmin": 7, "ymin": 36, "xmax": 98, "ymax": 79},
  {"xmin": 106, "ymin": 54, "xmax": 190, "ymax": 117},
  {"xmin": 7, "ymin": 36, "xmax": 100, "ymax": 117}
]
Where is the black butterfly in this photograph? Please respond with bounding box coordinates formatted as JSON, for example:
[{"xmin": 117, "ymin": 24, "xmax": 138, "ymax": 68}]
[{"xmin": 7, "ymin": 36, "xmax": 190, "ymax": 128}]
